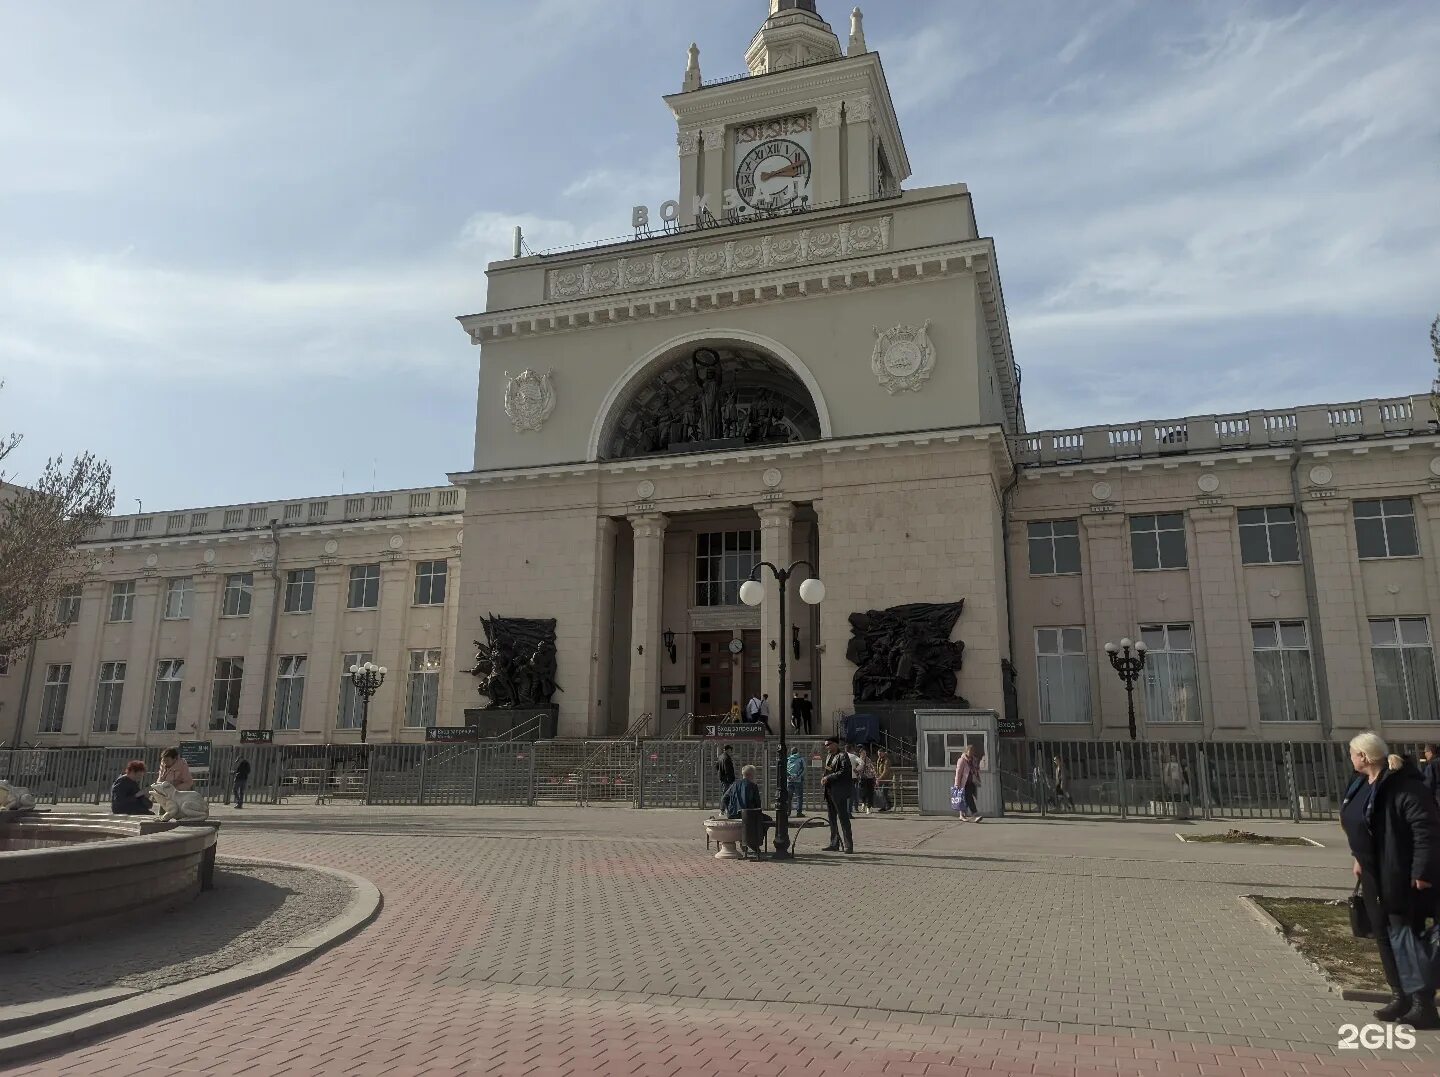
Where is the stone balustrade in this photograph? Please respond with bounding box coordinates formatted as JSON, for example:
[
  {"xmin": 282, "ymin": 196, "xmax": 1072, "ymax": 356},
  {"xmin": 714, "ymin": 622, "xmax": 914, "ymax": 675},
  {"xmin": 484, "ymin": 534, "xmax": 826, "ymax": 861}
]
[
  {"xmin": 89, "ymin": 485, "xmax": 464, "ymax": 545},
  {"xmin": 1011, "ymin": 395, "xmax": 1435, "ymax": 467}
]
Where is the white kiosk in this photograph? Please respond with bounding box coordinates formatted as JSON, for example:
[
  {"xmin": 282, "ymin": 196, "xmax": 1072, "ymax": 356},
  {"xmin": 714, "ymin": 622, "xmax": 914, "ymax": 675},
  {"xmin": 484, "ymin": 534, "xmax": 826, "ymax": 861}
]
[{"xmin": 914, "ymin": 709, "xmax": 1002, "ymax": 817}]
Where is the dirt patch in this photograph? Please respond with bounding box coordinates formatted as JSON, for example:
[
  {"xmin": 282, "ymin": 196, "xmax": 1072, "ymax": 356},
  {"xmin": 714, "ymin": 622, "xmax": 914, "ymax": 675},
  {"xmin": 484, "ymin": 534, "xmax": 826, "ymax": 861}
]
[
  {"xmin": 1253, "ymin": 896, "xmax": 1388, "ymax": 992},
  {"xmin": 1188, "ymin": 829, "xmax": 1312, "ymax": 846}
]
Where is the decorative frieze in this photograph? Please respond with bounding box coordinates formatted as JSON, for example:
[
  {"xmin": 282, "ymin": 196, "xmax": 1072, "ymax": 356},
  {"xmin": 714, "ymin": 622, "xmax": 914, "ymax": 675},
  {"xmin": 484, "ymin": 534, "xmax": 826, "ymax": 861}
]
[
  {"xmin": 547, "ymin": 216, "xmax": 892, "ymax": 300},
  {"xmin": 845, "ymin": 94, "xmax": 874, "ymax": 123}
]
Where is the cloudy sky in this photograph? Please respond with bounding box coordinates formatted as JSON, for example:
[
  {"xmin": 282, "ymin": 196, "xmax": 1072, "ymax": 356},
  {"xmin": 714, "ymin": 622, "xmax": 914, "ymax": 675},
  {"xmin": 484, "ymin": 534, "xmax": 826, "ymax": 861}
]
[{"xmin": 2, "ymin": 0, "xmax": 1437, "ymax": 511}]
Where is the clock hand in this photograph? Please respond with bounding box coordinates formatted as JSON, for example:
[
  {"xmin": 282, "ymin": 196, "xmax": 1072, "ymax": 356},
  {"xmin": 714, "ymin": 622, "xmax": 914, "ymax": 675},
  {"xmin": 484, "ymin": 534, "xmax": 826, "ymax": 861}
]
[{"xmin": 760, "ymin": 161, "xmax": 804, "ymax": 182}]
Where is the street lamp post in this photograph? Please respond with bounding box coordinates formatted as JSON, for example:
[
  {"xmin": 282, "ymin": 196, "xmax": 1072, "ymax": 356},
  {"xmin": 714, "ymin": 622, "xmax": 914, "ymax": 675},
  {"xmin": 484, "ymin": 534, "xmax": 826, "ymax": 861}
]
[
  {"xmin": 1103, "ymin": 638, "xmax": 1148, "ymax": 741},
  {"xmin": 348, "ymin": 661, "xmax": 387, "ymax": 744},
  {"xmin": 739, "ymin": 561, "xmax": 825, "ymax": 859}
]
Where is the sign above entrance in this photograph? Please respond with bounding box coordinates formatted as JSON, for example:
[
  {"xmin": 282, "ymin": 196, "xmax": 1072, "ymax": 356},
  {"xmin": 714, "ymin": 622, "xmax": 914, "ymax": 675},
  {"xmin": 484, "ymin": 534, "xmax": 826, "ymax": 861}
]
[
  {"xmin": 661, "ymin": 684, "xmax": 686, "ymax": 694},
  {"xmin": 701, "ymin": 722, "xmax": 768, "ymax": 740},
  {"xmin": 239, "ymin": 730, "xmax": 273, "ymax": 744}
]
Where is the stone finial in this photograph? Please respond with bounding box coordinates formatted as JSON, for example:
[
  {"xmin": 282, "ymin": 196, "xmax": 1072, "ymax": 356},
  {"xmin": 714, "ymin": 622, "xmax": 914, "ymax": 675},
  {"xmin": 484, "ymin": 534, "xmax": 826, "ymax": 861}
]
[
  {"xmin": 683, "ymin": 42, "xmax": 702, "ymax": 92},
  {"xmin": 848, "ymin": 7, "xmax": 868, "ymax": 55}
]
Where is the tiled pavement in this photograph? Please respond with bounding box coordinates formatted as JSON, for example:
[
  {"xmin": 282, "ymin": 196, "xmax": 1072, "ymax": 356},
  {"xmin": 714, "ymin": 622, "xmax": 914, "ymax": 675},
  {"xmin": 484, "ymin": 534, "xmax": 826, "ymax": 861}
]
[{"xmin": 8, "ymin": 806, "xmax": 1438, "ymax": 1076}]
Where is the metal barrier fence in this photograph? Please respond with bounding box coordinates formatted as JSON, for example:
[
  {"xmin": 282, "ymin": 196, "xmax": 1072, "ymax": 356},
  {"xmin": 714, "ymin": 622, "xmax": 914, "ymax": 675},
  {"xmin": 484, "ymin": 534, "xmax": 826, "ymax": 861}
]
[{"xmin": 1, "ymin": 737, "xmax": 1391, "ymax": 817}]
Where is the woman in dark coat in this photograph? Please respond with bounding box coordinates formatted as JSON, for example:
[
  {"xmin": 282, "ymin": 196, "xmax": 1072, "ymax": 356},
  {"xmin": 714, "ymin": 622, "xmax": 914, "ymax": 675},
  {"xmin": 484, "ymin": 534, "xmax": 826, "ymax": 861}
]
[{"xmin": 1342, "ymin": 733, "xmax": 1440, "ymax": 1028}]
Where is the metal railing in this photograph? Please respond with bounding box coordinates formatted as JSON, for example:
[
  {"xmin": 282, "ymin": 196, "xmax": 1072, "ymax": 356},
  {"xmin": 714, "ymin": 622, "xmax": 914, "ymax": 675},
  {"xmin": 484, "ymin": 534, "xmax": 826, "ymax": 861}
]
[{"xmin": 1, "ymin": 737, "xmax": 1386, "ymax": 819}]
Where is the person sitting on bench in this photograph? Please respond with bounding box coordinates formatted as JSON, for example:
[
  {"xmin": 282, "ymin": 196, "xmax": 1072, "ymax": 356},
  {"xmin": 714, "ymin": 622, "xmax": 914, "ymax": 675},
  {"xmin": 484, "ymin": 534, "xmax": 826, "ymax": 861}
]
[{"xmin": 721, "ymin": 765, "xmax": 773, "ymax": 852}]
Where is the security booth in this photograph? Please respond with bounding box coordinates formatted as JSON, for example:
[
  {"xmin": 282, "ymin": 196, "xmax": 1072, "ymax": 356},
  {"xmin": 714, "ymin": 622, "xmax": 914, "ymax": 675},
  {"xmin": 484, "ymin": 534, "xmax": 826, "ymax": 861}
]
[{"xmin": 914, "ymin": 709, "xmax": 1002, "ymax": 817}]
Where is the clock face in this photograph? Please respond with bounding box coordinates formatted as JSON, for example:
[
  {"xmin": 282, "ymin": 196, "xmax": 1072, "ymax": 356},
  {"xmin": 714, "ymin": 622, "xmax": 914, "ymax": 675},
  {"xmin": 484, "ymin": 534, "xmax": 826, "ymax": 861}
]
[
  {"xmin": 727, "ymin": 638, "xmax": 745, "ymax": 655},
  {"xmin": 734, "ymin": 137, "xmax": 812, "ymax": 211}
]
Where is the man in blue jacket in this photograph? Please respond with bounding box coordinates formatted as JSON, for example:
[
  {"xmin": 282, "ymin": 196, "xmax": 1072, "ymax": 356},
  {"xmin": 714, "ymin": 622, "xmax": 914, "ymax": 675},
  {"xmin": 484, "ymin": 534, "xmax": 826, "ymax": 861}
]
[{"xmin": 786, "ymin": 747, "xmax": 807, "ymax": 816}]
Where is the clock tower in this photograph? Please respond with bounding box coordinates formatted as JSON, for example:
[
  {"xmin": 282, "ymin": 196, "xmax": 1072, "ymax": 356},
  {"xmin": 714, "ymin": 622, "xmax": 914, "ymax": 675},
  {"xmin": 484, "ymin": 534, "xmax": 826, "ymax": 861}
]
[{"xmin": 665, "ymin": 3, "xmax": 907, "ymax": 226}]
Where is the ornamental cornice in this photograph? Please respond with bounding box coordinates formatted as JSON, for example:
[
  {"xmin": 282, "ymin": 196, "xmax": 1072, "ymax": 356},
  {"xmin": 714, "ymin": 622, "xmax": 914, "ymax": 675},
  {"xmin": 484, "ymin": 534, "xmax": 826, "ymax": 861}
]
[
  {"xmin": 462, "ymin": 236, "xmax": 995, "ymax": 345},
  {"xmin": 543, "ymin": 215, "xmax": 891, "ymax": 302}
]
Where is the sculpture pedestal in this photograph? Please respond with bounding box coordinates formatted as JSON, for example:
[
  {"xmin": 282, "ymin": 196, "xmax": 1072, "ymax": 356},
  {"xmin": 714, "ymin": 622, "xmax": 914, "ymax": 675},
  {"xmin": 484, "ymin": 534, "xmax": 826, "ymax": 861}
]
[
  {"xmin": 462, "ymin": 706, "xmax": 558, "ymax": 741},
  {"xmin": 848, "ymin": 699, "xmax": 970, "ymax": 745}
]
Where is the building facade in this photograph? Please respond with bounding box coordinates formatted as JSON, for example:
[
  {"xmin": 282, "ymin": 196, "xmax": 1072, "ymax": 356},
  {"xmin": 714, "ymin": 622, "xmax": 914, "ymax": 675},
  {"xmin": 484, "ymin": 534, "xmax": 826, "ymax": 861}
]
[{"xmin": 5, "ymin": 2, "xmax": 1438, "ymax": 748}]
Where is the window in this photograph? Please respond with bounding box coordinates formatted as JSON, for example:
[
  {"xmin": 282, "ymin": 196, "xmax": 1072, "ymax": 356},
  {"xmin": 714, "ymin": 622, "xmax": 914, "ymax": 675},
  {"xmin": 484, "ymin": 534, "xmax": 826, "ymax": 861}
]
[
  {"xmin": 1252, "ymin": 621, "xmax": 1317, "ymax": 722},
  {"xmin": 221, "ymin": 573, "xmax": 253, "ymax": 617},
  {"xmin": 1238, "ymin": 507, "xmax": 1300, "ymax": 565},
  {"xmin": 210, "ymin": 658, "xmax": 244, "ymax": 730},
  {"xmin": 404, "ymin": 648, "xmax": 442, "ymax": 727},
  {"xmin": 1036, "ymin": 627, "xmax": 1090, "ymax": 724},
  {"xmin": 284, "ymin": 568, "xmax": 315, "ymax": 614},
  {"xmin": 108, "ymin": 580, "xmax": 136, "ymax": 622},
  {"xmin": 1027, "ymin": 520, "xmax": 1081, "ymax": 575},
  {"xmin": 922, "ymin": 730, "xmax": 990, "ymax": 772},
  {"xmin": 337, "ymin": 650, "xmax": 373, "ymax": 728},
  {"xmin": 1130, "ymin": 514, "xmax": 1187, "ymax": 570},
  {"xmin": 92, "ymin": 661, "xmax": 126, "ymax": 732},
  {"xmin": 56, "ymin": 585, "xmax": 82, "ymax": 625},
  {"xmin": 163, "ymin": 577, "xmax": 194, "ymax": 620},
  {"xmin": 40, "ymin": 664, "xmax": 71, "ymax": 733},
  {"xmin": 694, "ymin": 531, "xmax": 760, "ymax": 606},
  {"xmin": 1370, "ymin": 617, "xmax": 1439, "ymax": 723},
  {"xmin": 150, "ymin": 659, "xmax": 185, "ymax": 731},
  {"xmin": 414, "ymin": 560, "xmax": 447, "ymax": 606},
  {"xmin": 348, "ymin": 564, "xmax": 381, "ymax": 610},
  {"xmin": 273, "ymin": 655, "xmax": 307, "ymax": 730},
  {"xmin": 1355, "ymin": 499, "xmax": 1419, "ymax": 559},
  {"xmin": 1139, "ymin": 624, "xmax": 1201, "ymax": 723}
]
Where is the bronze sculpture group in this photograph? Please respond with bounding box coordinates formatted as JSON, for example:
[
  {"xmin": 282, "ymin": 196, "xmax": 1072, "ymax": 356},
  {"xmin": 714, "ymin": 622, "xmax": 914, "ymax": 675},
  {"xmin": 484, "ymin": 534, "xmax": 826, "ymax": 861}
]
[{"xmin": 466, "ymin": 615, "xmax": 560, "ymax": 709}]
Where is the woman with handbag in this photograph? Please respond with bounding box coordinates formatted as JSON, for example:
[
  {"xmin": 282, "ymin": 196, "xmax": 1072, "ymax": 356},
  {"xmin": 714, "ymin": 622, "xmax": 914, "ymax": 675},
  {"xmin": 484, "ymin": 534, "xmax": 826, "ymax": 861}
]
[
  {"xmin": 1342, "ymin": 732, "xmax": 1440, "ymax": 1028},
  {"xmin": 953, "ymin": 743, "xmax": 982, "ymax": 822}
]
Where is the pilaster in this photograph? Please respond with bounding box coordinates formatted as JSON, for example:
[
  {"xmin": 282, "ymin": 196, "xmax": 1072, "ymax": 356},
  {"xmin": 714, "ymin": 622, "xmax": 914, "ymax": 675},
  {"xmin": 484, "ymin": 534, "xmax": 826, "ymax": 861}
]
[
  {"xmin": 375, "ymin": 559, "xmax": 414, "ymax": 738},
  {"xmin": 627, "ymin": 513, "xmax": 668, "ymax": 727},
  {"xmin": 1302, "ymin": 498, "xmax": 1373, "ymax": 735},
  {"xmin": 677, "ymin": 128, "xmax": 701, "ymax": 226},
  {"xmin": 120, "ymin": 577, "xmax": 161, "ymax": 740},
  {"xmin": 181, "ymin": 575, "xmax": 221, "ymax": 737},
  {"xmin": 1187, "ymin": 505, "xmax": 1253, "ymax": 732},
  {"xmin": 588, "ymin": 518, "xmax": 620, "ymax": 735},
  {"xmin": 842, "ymin": 95, "xmax": 875, "ymax": 203},
  {"xmin": 1080, "ymin": 513, "xmax": 1133, "ymax": 737},
  {"xmin": 813, "ymin": 100, "xmax": 844, "ymax": 207},
  {"xmin": 238, "ymin": 573, "xmax": 277, "ymax": 732},
  {"xmin": 302, "ymin": 563, "xmax": 345, "ymax": 739}
]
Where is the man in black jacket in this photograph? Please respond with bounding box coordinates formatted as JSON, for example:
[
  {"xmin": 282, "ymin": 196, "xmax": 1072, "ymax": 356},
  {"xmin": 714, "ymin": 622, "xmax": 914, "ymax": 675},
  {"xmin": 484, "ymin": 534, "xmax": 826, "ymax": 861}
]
[
  {"xmin": 821, "ymin": 735, "xmax": 854, "ymax": 853},
  {"xmin": 715, "ymin": 745, "xmax": 736, "ymax": 798},
  {"xmin": 110, "ymin": 760, "xmax": 152, "ymax": 815},
  {"xmin": 232, "ymin": 756, "xmax": 252, "ymax": 809}
]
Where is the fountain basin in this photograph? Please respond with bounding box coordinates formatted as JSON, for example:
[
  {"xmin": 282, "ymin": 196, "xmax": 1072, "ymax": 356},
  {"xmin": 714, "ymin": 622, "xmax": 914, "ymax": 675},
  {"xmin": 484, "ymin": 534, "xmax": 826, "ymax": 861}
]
[{"xmin": 0, "ymin": 813, "xmax": 219, "ymax": 952}]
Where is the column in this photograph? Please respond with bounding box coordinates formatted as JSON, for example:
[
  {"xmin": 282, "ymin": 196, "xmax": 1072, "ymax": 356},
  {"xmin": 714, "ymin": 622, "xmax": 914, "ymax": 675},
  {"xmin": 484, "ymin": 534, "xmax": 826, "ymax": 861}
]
[
  {"xmin": 1188, "ymin": 506, "xmax": 1255, "ymax": 734},
  {"xmin": 239, "ymin": 571, "xmax": 279, "ymax": 732},
  {"xmin": 627, "ymin": 513, "xmax": 667, "ymax": 727},
  {"xmin": 587, "ymin": 518, "xmax": 620, "ymax": 735},
  {"xmin": 68, "ymin": 581, "xmax": 110, "ymax": 744},
  {"xmin": 700, "ymin": 124, "xmax": 726, "ymax": 211},
  {"xmin": 180, "ymin": 575, "xmax": 221, "ymax": 738},
  {"xmin": 757, "ymin": 501, "xmax": 795, "ymax": 725},
  {"xmin": 302, "ymin": 564, "xmax": 345, "ymax": 739},
  {"xmin": 1080, "ymin": 513, "xmax": 1134, "ymax": 737},
  {"xmin": 1302, "ymin": 499, "xmax": 1373, "ymax": 736}
]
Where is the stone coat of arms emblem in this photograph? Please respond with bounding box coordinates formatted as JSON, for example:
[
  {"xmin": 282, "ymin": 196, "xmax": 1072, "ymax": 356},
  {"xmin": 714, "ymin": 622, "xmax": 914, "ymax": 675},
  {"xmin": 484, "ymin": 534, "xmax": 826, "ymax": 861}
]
[
  {"xmin": 871, "ymin": 321, "xmax": 935, "ymax": 394},
  {"xmin": 503, "ymin": 369, "xmax": 556, "ymax": 432}
]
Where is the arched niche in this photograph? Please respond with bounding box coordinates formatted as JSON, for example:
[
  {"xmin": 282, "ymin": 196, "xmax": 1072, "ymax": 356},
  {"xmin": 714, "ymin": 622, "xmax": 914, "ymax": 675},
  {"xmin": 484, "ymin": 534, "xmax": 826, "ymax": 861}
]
[{"xmin": 590, "ymin": 331, "xmax": 830, "ymax": 462}]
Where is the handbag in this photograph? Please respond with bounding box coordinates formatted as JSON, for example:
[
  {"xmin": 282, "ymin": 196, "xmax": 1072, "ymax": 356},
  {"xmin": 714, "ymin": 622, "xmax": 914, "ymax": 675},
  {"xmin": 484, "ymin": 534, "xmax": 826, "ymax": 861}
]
[
  {"xmin": 950, "ymin": 785, "xmax": 965, "ymax": 811},
  {"xmin": 1348, "ymin": 881, "xmax": 1372, "ymax": 939}
]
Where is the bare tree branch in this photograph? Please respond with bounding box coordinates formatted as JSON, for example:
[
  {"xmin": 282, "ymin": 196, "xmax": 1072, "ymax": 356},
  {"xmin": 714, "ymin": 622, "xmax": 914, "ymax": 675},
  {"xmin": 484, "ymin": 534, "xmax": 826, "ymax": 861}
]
[{"xmin": 0, "ymin": 393, "xmax": 116, "ymax": 656}]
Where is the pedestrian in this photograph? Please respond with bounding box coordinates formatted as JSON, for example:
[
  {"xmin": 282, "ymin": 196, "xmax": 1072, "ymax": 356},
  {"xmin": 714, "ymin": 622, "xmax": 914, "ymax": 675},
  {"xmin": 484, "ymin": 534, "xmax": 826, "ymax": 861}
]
[
  {"xmin": 874, "ymin": 748, "xmax": 892, "ymax": 812},
  {"xmin": 1032, "ymin": 758, "xmax": 1051, "ymax": 809},
  {"xmin": 715, "ymin": 744, "xmax": 737, "ymax": 796},
  {"xmin": 1053, "ymin": 755, "xmax": 1076, "ymax": 810},
  {"xmin": 157, "ymin": 747, "xmax": 195, "ymax": 791},
  {"xmin": 721, "ymin": 763, "xmax": 771, "ymax": 856},
  {"xmin": 232, "ymin": 755, "xmax": 251, "ymax": 809},
  {"xmin": 858, "ymin": 747, "xmax": 878, "ymax": 814},
  {"xmin": 821, "ymin": 735, "xmax": 854, "ymax": 853},
  {"xmin": 790, "ymin": 691, "xmax": 813, "ymax": 734},
  {"xmin": 846, "ymin": 741, "xmax": 865, "ymax": 812},
  {"xmin": 786, "ymin": 747, "xmax": 806, "ymax": 816},
  {"xmin": 1342, "ymin": 732, "xmax": 1440, "ymax": 1029},
  {"xmin": 1162, "ymin": 754, "xmax": 1186, "ymax": 806},
  {"xmin": 953, "ymin": 742, "xmax": 983, "ymax": 822},
  {"xmin": 110, "ymin": 760, "xmax": 153, "ymax": 815},
  {"xmin": 1422, "ymin": 745, "xmax": 1440, "ymax": 807}
]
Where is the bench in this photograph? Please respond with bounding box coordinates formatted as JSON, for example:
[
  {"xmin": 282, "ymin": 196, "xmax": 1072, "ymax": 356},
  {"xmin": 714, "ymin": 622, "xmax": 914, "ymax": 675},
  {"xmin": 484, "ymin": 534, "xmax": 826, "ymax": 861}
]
[{"xmin": 704, "ymin": 812, "xmax": 829, "ymax": 858}]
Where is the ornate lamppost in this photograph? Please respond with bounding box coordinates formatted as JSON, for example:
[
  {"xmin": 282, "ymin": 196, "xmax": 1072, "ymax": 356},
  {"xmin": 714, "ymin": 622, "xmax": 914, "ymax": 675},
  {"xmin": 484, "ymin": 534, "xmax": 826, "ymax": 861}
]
[
  {"xmin": 347, "ymin": 661, "xmax": 387, "ymax": 744},
  {"xmin": 739, "ymin": 561, "xmax": 825, "ymax": 859},
  {"xmin": 1103, "ymin": 638, "xmax": 1148, "ymax": 741}
]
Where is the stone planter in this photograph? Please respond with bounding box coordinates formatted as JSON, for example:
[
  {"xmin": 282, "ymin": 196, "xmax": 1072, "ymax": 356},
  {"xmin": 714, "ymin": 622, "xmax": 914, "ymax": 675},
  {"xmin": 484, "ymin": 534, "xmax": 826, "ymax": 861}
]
[
  {"xmin": 1298, "ymin": 796, "xmax": 1332, "ymax": 814},
  {"xmin": 704, "ymin": 818, "xmax": 744, "ymax": 859}
]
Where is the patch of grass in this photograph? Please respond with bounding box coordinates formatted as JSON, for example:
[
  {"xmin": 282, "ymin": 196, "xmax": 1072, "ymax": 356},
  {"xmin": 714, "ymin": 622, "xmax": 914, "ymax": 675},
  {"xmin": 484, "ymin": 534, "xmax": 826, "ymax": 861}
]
[
  {"xmin": 1188, "ymin": 829, "xmax": 1311, "ymax": 846},
  {"xmin": 1253, "ymin": 896, "xmax": 1388, "ymax": 992}
]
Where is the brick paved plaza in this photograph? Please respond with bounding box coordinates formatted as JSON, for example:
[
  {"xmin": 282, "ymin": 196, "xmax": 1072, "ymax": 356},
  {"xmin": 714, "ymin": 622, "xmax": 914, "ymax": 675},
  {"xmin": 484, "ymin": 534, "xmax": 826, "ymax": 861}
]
[{"xmin": 10, "ymin": 806, "xmax": 1439, "ymax": 1076}]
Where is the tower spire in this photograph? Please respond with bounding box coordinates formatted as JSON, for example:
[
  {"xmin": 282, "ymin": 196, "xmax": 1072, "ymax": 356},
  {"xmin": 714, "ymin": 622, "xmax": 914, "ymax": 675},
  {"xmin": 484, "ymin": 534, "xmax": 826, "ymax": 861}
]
[
  {"xmin": 682, "ymin": 42, "xmax": 702, "ymax": 92},
  {"xmin": 848, "ymin": 7, "xmax": 867, "ymax": 55},
  {"xmin": 748, "ymin": 0, "xmax": 840, "ymax": 75}
]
